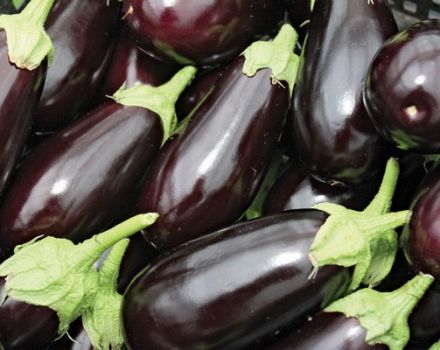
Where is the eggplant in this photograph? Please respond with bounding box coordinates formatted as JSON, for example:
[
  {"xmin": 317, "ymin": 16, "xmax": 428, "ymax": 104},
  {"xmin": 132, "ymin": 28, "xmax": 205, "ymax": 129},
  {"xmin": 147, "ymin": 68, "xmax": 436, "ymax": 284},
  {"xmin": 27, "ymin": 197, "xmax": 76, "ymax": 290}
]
[
  {"xmin": 263, "ymin": 161, "xmax": 379, "ymax": 215},
  {"xmin": 123, "ymin": 0, "xmax": 284, "ymax": 66},
  {"xmin": 136, "ymin": 25, "xmax": 298, "ymax": 250},
  {"xmin": 266, "ymin": 274, "xmax": 433, "ymax": 350},
  {"xmin": 122, "ymin": 210, "xmax": 350, "ymax": 350},
  {"xmin": 364, "ymin": 20, "xmax": 440, "ymax": 154},
  {"xmin": 101, "ymin": 24, "xmax": 177, "ymax": 99},
  {"xmin": 0, "ymin": 32, "xmax": 45, "ymax": 196},
  {"xmin": 34, "ymin": 0, "xmax": 120, "ymax": 133},
  {"xmin": 0, "ymin": 67, "xmax": 196, "ymax": 259},
  {"xmin": 402, "ymin": 164, "xmax": 440, "ymax": 279},
  {"xmin": 292, "ymin": 0, "xmax": 397, "ymax": 185},
  {"xmin": 0, "ymin": 214, "xmax": 158, "ymax": 350}
]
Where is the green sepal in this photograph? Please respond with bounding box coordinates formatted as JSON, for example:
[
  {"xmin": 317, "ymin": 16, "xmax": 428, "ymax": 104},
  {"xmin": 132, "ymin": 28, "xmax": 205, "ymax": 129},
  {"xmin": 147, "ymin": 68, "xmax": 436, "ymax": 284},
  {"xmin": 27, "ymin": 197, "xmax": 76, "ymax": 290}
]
[
  {"xmin": 242, "ymin": 23, "xmax": 299, "ymax": 97},
  {"xmin": 325, "ymin": 273, "xmax": 434, "ymax": 350},
  {"xmin": 82, "ymin": 239, "xmax": 129, "ymax": 350},
  {"xmin": 309, "ymin": 158, "xmax": 410, "ymax": 291},
  {"xmin": 0, "ymin": 213, "xmax": 158, "ymax": 335},
  {"xmin": 245, "ymin": 150, "xmax": 284, "ymax": 220},
  {"xmin": 0, "ymin": 0, "xmax": 55, "ymax": 70},
  {"xmin": 430, "ymin": 339, "xmax": 440, "ymax": 350},
  {"xmin": 112, "ymin": 66, "xmax": 197, "ymax": 143}
]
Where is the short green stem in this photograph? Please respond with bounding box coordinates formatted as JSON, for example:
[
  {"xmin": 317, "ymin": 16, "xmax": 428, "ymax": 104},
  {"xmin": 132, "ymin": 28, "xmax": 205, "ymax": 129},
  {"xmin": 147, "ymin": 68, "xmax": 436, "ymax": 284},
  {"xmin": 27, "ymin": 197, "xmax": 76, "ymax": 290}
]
[
  {"xmin": 20, "ymin": 0, "xmax": 54, "ymax": 26},
  {"xmin": 242, "ymin": 23, "xmax": 300, "ymax": 96},
  {"xmin": 112, "ymin": 66, "xmax": 197, "ymax": 142},
  {"xmin": 98, "ymin": 239, "xmax": 129, "ymax": 290},
  {"xmin": 79, "ymin": 213, "xmax": 159, "ymax": 264},
  {"xmin": 325, "ymin": 273, "xmax": 434, "ymax": 350},
  {"xmin": 359, "ymin": 211, "xmax": 411, "ymax": 239}
]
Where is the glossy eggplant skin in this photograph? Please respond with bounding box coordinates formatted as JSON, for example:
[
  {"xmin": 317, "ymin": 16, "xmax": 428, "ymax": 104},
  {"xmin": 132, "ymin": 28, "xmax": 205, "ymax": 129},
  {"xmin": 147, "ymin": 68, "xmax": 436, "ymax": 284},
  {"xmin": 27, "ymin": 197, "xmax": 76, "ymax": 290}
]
[
  {"xmin": 136, "ymin": 57, "xmax": 289, "ymax": 250},
  {"xmin": 0, "ymin": 277, "xmax": 59, "ymax": 350},
  {"xmin": 267, "ymin": 312, "xmax": 386, "ymax": 350},
  {"xmin": 0, "ymin": 32, "xmax": 45, "ymax": 196},
  {"xmin": 123, "ymin": 0, "xmax": 284, "ymax": 67},
  {"xmin": 364, "ymin": 20, "xmax": 440, "ymax": 154},
  {"xmin": 35, "ymin": 0, "xmax": 120, "ymax": 133},
  {"xmin": 402, "ymin": 165, "xmax": 440, "ymax": 279},
  {"xmin": 122, "ymin": 210, "xmax": 351, "ymax": 350},
  {"xmin": 101, "ymin": 25, "xmax": 177, "ymax": 98},
  {"xmin": 0, "ymin": 102, "xmax": 163, "ymax": 259},
  {"xmin": 407, "ymin": 282, "xmax": 440, "ymax": 349},
  {"xmin": 263, "ymin": 161, "xmax": 378, "ymax": 215},
  {"xmin": 292, "ymin": 0, "xmax": 397, "ymax": 185},
  {"xmin": 175, "ymin": 68, "xmax": 224, "ymax": 120}
]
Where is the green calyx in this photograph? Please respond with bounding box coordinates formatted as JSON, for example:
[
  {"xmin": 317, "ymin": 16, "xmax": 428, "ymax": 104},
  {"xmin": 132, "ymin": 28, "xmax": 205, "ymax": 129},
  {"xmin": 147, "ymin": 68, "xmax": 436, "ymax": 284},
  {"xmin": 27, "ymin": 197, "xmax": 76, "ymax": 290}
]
[
  {"xmin": 112, "ymin": 66, "xmax": 197, "ymax": 143},
  {"xmin": 0, "ymin": 0, "xmax": 55, "ymax": 70},
  {"xmin": 309, "ymin": 158, "xmax": 411, "ymax": 291},
  {"xmin": 325, "ymin": 273, "xmax": 434, "ymax": 350},
  {"xmin": 0, "ymin": 213, "xmax": 158, "ymax": 335},
  {"xmin": 242, "ymin": 23, "xmax": 299, "ymax": 97},
  {"xmin": 82, "ymin": 239, "xmax": 129, "ymax": 350}
]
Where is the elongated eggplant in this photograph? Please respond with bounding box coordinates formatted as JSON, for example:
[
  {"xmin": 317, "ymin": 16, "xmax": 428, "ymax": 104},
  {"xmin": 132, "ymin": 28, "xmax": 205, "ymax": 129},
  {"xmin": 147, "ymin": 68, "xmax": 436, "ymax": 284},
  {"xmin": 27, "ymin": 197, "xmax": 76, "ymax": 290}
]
[
  {"xmin": 267, "ymin": 274, "xmax": 433, "ymax": 350},
  {"xmin": 0, "ymin": 214, "xmax": 157, "ymax": 350},
  {"xmin": 34, "ymin": 0, "xmax": 120, "ymax": 133},
  {"xmin": 136, "ymin": 25, "xmax": 298, "ymax": 250},
  {"xmin": 123, "ymin": 0, "xmax": 284, "ymax": 66},
  {"xmin": 364, "ymin": 20, "xmax": 440, "ymax": 154},
  {"xmin": 263, "ymin": 161, "xmax": 378, "ymax": 214},
  {"xmin": 292, "ymin": 0, "xmax": 397, "ymax": 185},
  {"xmin": 123, "ymin": 210, "xmax": 351, "ymax": 350},
  {"xmin": 101, "ymin": 24, "xmax": 177, "ymax": 99},
  {"xmin": 0, "ymin": 67, "xmax": 196, "ymax": 259},
  {"xmin": 402, "ymin": 164, "xmax": 440, "ymax": 278}
]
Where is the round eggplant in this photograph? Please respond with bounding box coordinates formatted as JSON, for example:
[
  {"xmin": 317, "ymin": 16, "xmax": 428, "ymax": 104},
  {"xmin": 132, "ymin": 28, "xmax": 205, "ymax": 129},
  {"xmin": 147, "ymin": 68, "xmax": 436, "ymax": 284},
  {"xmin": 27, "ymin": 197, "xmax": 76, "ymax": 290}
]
[
  {"xmin": 122, "ymin": 0, "xmax": 284, "ymax": 66},
  {"xmin": 292, "ymin": 0, "xmax": 397, "ymax": 185},
  {"xmin": 364, "ymin": 20, "xmax": 440, "ymax": 154}
]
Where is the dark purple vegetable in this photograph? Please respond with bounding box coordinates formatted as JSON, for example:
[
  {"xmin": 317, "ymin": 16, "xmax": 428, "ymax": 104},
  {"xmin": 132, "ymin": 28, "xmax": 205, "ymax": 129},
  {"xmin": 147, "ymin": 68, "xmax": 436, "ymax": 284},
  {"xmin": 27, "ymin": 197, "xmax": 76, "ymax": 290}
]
[
  {"xmin": 0, "ymin": 67, "xmax": 195, "ymax": 259},
  {"xmin": 136, "ymin": 25, "xmax": 297, "ymax": 250},
  {"xmin": 101, "ymin": 24, "xmax": 177, "ymax": 99},
  {"xmin": 292, "ymin": 0, "xmax": 397, "ymax": 185},
  {"xmin": 402, "ymin": 164, "xmax": 440, "ymax": 279},
  {"xmin": 48, "ymin": 320, "xmax": 92, "ymax": 350},
  {"xmin": 123, "ymin": 0, "xmax": 284, "ymax": 66},
  {"xmin": 263, "ymin": 161, "xmax": 379, "ymax": 215},
  {"xmin": 0, "ymin": 277, "xmax": 59, "ymax": 349},
  {"xmin": 123, "ymin": 158, "xmax": 412, "ymax": 349},
  {"xmin": 364, "ymin": 20, "xmax": 440, "ymax": 154},
  {"xmin": 122, "ymin": 210, "xmax": 350, "ymax": 350},
  {"xmin": 0, "ymin": 32, "xmax": 45, "ymax": 196},
  {"xmin": 176, "ymin": 67, "xmax": 224, "ymax": 120},
  {"xmin": 267, "ymin": 274, "xmax": 432, "ymax": 350},
  {"xmin": 34, "ymin": 0, "xmax": 120, "ymax": 133}
]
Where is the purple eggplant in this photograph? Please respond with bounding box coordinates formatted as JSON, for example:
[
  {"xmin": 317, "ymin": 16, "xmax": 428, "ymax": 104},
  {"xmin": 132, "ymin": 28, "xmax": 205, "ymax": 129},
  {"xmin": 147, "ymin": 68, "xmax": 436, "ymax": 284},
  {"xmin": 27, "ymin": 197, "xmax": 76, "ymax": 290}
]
[
  {"xmin": 402, "ymin": 164, "xmax": 440, "ymax": 278},
  {"xmin": 122, "ymin": 210, "xmax": 350, "ymax": 350},
  {"xmin": 0, "ymin": 67, "xmax": 196, "ymax": 259},
  {"xmin": 123, "ymin": 0, "xmax": 284, "ymax": 66},
  {"xmin": 101, "ymin": 24, "xmax": 177, "ymax": 99},
  {"xmin": 0, "ymin": 32, "xmax": 45, "ymax": 195},
  {"xmin": 135, "ymin": 25, "xmax": 298, "ymax": 250},
  {"xmin": 267, "ymin": 274, "xmax": 433, "ymax": 350},
  {"xmin": 263, "ymin": 161, "xmax": 379, "ymax": 215},
  {"xmin": 292, "ymin": 0, "xmax": 397, "ymax": 185},
  {"xmin": 34, "ymin": 0, "xmax": 120, "ymax": 133},
  {"xmin": 364, "ymin": 20, "xmax": 440, "ymax": 154}
]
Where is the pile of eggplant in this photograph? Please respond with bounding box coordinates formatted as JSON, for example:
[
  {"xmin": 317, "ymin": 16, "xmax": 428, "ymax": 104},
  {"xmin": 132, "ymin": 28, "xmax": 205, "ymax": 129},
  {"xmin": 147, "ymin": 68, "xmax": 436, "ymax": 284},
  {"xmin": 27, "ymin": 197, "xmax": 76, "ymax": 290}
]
[{"xmin": 0, "ymin": 0, "xmax": 440, "ymax": 349}]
